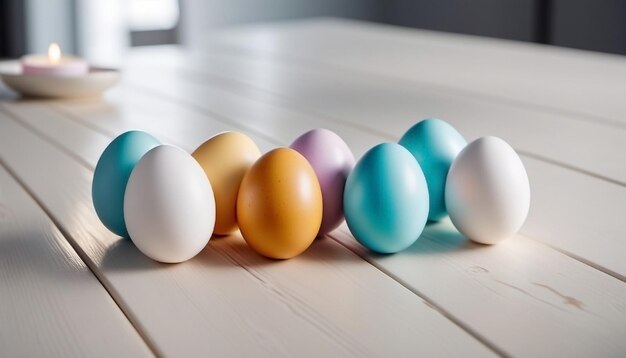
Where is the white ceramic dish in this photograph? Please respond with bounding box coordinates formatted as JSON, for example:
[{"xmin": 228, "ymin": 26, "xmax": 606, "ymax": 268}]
[{"xmin": 0, "ymin": 60, "xmax": 120, "ymax": 99}]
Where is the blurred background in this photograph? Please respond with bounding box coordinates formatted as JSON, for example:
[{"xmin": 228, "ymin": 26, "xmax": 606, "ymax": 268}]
[{"xmin": 2, "ymin": 0, "xmax": 625, "ymax": 66}]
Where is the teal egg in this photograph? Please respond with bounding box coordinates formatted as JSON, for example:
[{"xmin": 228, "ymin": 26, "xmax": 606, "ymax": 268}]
[
  {"xmin": 92, "ymin": 131, "xmax": 160, "ymax": 237},
  {"xmin": 399, "ymin": 119, "xmax": 466, "ymax": 221},
  {"xmin": 343, "ymin": 143, "xmax": 429, "ymax": 254}
]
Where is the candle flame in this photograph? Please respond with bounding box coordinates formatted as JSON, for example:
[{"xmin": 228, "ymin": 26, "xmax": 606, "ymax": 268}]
[{"xmin": 48, "ymin": 43, "xmax": 61, "ymax": 64}]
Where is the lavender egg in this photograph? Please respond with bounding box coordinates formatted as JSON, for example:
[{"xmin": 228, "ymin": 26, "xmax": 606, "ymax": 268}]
[{"xmin": 290, "ymin": 129, "xmax": 356, "ymax": 236}]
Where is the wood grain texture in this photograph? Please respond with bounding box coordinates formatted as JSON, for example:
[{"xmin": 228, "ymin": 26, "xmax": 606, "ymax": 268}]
[
  {"xmin": 112, "ymin": 55, "xmax": 626, "ymax": 280},
  {"xmin": 41, "ymin": 80, "xmax": 626, "ymax": 356},
  {"xmin": 0, "ymin": 165, "xmax": 152, "ymax": 357},
  {"xmin": 209, "ymin": 18, "xmax": 626, "ymax": 126},
  {"xmin": 0, "ymin": 103, "xmax": 492, "ymax": 357}
]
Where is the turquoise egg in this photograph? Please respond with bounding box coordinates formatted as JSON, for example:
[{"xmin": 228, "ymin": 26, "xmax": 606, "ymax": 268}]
[
  {"xmin": 343, "ymin": 143, "xmax": 429, "ymax": 254},
  {"xmin": 92, "ymin": 131, "xmax": 160, "ymax": 237},
  {"xmin": 399, "ymin": 119, "xmax": 466, "ymax": 221}
]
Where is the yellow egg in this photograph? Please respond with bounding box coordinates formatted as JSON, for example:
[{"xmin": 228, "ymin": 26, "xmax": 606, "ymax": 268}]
[
  {"xmin": 192, "ymin": 132, "xmax": 261, "ymax": 235},
  {"xmin": 237, "ymin": 148, "xmax": 322, "ymax": 259}
]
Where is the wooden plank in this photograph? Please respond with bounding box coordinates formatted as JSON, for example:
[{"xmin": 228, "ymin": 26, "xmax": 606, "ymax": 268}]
[
  {"xmin": 111, "ymin": 56, "xmax": 626, "ymax": 280},
  {"xmin": 126, "ymin": 46, "xmax": 626, "ymax": 185},
  {"xmin": 0, "ymin": 104, "xmax": 492, "ymax": 358},
  {"xmin": 208, "ymin": 18, "xmax": 626, "ymax": 125},
  {"xmin": 332, "ymin": 222, "xmax": 626, "ymax": 358},
  {"xmin": 0, "ymin": 165, "xmax": 152, "ymax": 357},
  {"xmin": 45, "ymin": 84, "xmax": 626, "ymax": 356}
]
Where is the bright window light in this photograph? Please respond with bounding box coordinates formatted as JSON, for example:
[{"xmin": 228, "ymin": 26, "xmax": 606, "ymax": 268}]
[{"xmin": 128, "ymin": 0, "xmax": 179, "ymax": 31}]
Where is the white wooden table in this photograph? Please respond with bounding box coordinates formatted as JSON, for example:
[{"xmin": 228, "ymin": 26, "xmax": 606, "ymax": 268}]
[{"xmin": 1, "ymin": 18, "xmax": 626, "ymax": 357}]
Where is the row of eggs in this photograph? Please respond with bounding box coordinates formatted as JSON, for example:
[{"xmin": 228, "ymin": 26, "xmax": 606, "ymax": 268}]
[{"xmin": 92, "ymin": 119, "xmax": 530, "ymax": 263}]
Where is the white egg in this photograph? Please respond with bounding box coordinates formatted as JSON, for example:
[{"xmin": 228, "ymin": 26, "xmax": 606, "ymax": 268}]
[
  {"xmin": 445, "ymin": 136, "xmax": 530, "ymax": 244},
  {"xmin": 124, "ymin": 145, "xmax": 216, "ymax": 263}
]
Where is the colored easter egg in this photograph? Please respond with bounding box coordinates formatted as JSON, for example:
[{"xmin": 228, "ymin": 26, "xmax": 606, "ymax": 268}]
[
  {"xmin": 92, "ymin": 130, "xmax": 160, "ymax": 237},
  {"xmin": 446, "ymin": 136, "xmax": 530, "ymax": 244},
  {"xmin": 192, "ymin": 132, "xmax": 261, "ymax": 235},
  {"xmin": 344, "ymin": 143, "xmax": 429, "ymax": 254},
  {"xmin": 290, "ymin": 128, "xmax": 355, "ymax": 236},
  {"xmin": 237, "ymin": 148, "xmax": 322, "ymax": 259},
  {"xmin": 124, "ymin": 145, "xmax": 216, "ymax": 263},
  {"xmin": 399, "ymin": 118, "xmax": 466, "ymax": 221}
]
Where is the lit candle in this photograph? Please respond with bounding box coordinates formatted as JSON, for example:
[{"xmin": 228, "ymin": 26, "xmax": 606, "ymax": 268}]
[{"xmin": 21, "ymin": 43, "xmax": 88, "ymax": 76}]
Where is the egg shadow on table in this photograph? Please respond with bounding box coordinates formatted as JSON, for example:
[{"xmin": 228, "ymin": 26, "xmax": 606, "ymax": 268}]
[
  {"xmin": 195, "ymin": 233, "xmax": 286, "ymax": 269},
  {"xmin": 298, "ymin": 236, "xmax": 378, "ymax": 264},
  {"xmin": 103, "ymin": 234, "xmax": 251, "ymax": 271},
  {"xmin": 192, "ymin": 235, "xmax": 251, "ymax": 268},
  {"xmin": 101, "ymin": 238, "xmax": 173, "ymax": 272},
  {"xmin": 401, "ymin": 220, "xmax": 487, "ymax": 256},
  {"xmin": 194, "ymin": 232, "xmax": 364, "ymax": 268}
]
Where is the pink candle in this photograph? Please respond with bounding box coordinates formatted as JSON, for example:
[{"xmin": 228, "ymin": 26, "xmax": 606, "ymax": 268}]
[{"xmin": 21, "ymin": 43, "xmax": 88, "ymax": 76}]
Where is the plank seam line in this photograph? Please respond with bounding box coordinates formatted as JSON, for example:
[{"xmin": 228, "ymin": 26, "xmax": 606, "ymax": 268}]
[
  {"xmin": 0, "ymin": 105, "xmax": 94, "ymax": 170},
  {"xmin": 515, "ymin": 150, "xmax": 626, "ymax": 187},
  {"xmin": 176, "ymin": 68, "xmax": 393, "ymax": 139},
  {"xmin": 50, "ymin": 104, "xmax": 118, "ymax": 138},
  {"xmin": 133, "ymin": 63, "xmax": 626, "ymax": 188},
  {"xmin": 48, "ymin": 104, "xmax": 196, "ymax": 156},
  {"xmin": 0, "ymin": 108, "xmax": 163, "ymax": 358},
  {"xmin": 328, "ymin": 233, "xmax": 509, "ymax": 358},
  {"xmin": 119, "ymin": 84, "xmax": 285, "ymax": 148},
  {"xmin": 115, "ymin": 81, "xmax": 626, "ymax": 283},
  {"xmin": 215, "ymin": 43, "xmax": 626, "ymax": 132},
  {"xmin": 209, "ymin": 244, "xmax": 370, "ymax": 357},
  {"xmin": 532, "ymin": 239, "xmax": 626, "ymax": 283}
]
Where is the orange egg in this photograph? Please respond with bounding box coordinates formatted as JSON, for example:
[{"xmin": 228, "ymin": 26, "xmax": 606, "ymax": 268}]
[
  {"xmin": 192, "ymin": 132, "xmax": 261, "ymax": 235},
  {"xmin": 237, "ymin": 148, "xmax": 322, "ymax": 259}
]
